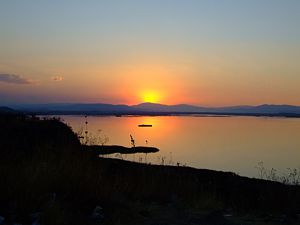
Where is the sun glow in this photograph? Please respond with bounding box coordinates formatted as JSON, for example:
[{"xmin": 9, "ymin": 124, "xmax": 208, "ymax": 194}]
[{"xmin": 142, "ymin": 91, "xmax": 160, "ymax": 103}]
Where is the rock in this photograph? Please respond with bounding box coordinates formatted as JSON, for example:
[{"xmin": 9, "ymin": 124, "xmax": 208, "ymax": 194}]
[
  {"xmin": 91, "ymin": 206, "xmax": 104, "ymax": 221},
  {"xmin": 30, "ymin": 212, "xmax": 41, "ymax": 225},
  {"xmin": 30, "ymin": 212, "xmax": 41, "ymax": 219},
  {"xmin": 0, "ymin": 216, "xmax": 5, "ymax": 224},
  {"xmin": 32, "ymin": 222, "xmax": 40, "ymax": 225},
  {"xmin": 203, "ymin": 210, "xmax": 236, "ymax": 225}
]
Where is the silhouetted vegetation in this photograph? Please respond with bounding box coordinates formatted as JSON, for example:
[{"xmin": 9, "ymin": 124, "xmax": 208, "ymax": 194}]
[
  {"xmin": 256, "ymin": 161, "xmax": 300, "ymax": 185},
  {"xmin": 0, "ymin": 114, "xmax": 300, "ymax": 225}
]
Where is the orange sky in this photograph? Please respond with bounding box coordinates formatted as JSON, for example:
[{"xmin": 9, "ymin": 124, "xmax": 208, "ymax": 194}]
[{"xmin": 0, "ymin": 1, "xmax": 300, "ymax": 106}]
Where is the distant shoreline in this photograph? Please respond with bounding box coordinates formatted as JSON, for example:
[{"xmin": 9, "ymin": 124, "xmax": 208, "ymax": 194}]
[{"xmin": 34, "ymin": 111, "xmax": 300, "ymax": 118}]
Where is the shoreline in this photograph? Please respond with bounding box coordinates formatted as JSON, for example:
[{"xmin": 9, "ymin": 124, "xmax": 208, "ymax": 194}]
[
  {"xmin": 35, "ymin": 111, "xmax": 300, "ymax": 118},
  {"xmin": 83, "ymin": 145, "xmax": 159, "ymax": 155},
  {"xmin": 1, "ymin": 113, "xmax": 300, "ymax": 224}
]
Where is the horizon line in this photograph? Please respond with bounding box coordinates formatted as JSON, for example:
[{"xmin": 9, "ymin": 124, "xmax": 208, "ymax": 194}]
[{"xmin": 2, "ymin": 101, "xmax": 300, "ymax": 108}]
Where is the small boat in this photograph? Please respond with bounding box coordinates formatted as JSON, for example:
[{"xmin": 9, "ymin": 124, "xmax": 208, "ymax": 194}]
[{"xmin": 138, "ymin": 124, "xmax": 152, "ymax": 127}]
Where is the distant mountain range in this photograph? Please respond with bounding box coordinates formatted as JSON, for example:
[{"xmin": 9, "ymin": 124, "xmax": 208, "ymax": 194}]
[
  {"xmin": 133, "ymin": 103, "xmax": 300, "ymax": 115},
  {"xmin": 0, "ymin": 106, "xmax": 16, "ymax": 114},
  {"xmin": 3, "ymin": 102, "xmax": 300, "ymax": 116}
]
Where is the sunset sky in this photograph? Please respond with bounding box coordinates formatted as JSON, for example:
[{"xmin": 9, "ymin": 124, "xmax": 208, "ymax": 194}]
[{"xmin": 0, "ymin": 0, "xmax": 299, "ymax": 106}]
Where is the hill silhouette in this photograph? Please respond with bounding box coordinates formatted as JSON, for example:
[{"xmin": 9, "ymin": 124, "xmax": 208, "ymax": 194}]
[
  {"xmin": 7, "ymin": 102, "xmax": 300, "ymax": 116},
  {"xmin": 0, "ymin": 106, "xmax": 16, "ymax": 114}
]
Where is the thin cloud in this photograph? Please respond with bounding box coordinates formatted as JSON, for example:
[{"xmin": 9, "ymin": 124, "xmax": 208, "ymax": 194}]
[
  {"xmin": 0, "ymin": 73, "xmax": 33, "ymax": 84},
  {"xmin": 51, "ymin": 76, "xmax": 64, "ymax": 82}
]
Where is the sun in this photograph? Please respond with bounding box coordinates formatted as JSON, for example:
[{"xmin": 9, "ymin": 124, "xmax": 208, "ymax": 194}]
[{"xmin": 142, "ymin": 91, "xmax": 160, "ymax": 103}]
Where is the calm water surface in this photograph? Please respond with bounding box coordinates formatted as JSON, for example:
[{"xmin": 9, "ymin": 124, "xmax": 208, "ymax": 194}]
[{"xmin": 61, "ymin": 115, "xmax": 300, "ymax": 178}]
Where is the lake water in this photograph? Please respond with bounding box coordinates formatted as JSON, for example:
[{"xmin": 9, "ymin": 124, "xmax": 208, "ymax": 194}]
[{"xmin": 61, "ymin": 115, "xmax": 300, "ymax": 178}]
